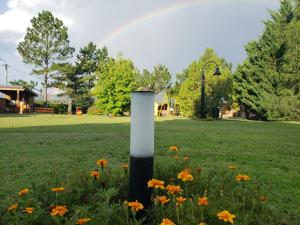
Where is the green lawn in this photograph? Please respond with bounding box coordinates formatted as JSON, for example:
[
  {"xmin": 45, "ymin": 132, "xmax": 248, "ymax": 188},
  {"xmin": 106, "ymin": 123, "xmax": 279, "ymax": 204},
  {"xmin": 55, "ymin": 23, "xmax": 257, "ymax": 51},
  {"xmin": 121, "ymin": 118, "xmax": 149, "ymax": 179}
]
[{"xmin": 0, "ymin": 115, "xmax": 299, "ymax": 223}]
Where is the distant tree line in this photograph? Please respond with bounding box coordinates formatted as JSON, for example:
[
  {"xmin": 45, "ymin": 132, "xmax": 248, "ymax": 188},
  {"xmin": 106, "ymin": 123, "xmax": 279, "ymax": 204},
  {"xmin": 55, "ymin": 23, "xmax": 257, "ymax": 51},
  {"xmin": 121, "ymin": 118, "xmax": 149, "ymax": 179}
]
[{"xmin": 16, "ymin": 0, "xmax": 299, "ymax": 120}]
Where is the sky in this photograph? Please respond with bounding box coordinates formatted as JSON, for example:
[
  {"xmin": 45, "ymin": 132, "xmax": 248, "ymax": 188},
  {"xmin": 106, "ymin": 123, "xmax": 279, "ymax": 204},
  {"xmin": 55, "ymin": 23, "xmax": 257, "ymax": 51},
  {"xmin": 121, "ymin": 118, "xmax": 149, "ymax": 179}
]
[{"xmin": 0, "ymin": 0, "xmax": 281, "ymax": 86}]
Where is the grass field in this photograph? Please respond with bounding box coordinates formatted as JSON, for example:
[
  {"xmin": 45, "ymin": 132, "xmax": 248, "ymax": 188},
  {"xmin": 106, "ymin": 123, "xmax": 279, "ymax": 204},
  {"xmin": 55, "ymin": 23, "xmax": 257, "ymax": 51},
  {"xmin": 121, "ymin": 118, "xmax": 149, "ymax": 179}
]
[{"xmin": 0, "ymin": 115, "xmax": 299, "ymax": 223}]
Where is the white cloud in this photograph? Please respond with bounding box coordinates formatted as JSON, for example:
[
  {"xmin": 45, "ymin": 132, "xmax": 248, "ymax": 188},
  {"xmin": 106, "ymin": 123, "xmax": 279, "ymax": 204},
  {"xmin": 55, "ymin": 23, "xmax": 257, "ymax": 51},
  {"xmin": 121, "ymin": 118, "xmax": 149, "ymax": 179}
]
[{"xmin": 0, "ymin": 0, "xmax": 75, "ymax": 43}]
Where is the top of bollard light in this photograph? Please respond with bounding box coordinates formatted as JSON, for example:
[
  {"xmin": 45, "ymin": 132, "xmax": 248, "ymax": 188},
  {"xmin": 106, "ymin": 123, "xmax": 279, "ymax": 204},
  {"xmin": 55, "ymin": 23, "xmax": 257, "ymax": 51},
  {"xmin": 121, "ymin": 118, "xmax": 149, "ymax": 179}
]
[{"xmin": 134, "ymin": 86, "xmax": 155, "ymax": 93}]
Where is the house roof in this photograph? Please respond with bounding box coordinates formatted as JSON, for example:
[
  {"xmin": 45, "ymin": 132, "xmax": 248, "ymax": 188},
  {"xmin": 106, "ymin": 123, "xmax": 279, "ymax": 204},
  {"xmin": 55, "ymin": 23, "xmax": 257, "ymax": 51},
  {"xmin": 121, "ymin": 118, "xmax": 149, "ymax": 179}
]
[{"xmin": 0, "ymin": 85, "xmax": 38, "ymax": 96}]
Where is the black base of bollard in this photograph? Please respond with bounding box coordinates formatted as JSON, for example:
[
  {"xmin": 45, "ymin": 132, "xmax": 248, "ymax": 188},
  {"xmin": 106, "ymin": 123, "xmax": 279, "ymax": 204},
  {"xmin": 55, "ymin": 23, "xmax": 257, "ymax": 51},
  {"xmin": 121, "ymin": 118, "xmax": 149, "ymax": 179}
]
[{"xmin": 128, "ymin": 156, "xmax": 154, "ymax": 210}]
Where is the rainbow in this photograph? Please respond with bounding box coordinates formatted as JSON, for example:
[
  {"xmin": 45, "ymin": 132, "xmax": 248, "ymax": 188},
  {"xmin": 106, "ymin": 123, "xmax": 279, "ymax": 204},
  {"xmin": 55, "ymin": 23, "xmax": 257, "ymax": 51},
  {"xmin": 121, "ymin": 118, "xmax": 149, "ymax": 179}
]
[{"xmin": 98, "ymin": 0, "xmax": 213, "ymax": 46}]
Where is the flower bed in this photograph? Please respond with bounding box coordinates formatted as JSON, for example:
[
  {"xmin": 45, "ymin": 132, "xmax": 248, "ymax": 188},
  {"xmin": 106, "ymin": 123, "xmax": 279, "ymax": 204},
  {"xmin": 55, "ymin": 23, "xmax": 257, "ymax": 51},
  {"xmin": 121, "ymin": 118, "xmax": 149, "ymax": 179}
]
[{"xmin": 1, "ymin": 146, "xmax": 278, "ymax": 225}]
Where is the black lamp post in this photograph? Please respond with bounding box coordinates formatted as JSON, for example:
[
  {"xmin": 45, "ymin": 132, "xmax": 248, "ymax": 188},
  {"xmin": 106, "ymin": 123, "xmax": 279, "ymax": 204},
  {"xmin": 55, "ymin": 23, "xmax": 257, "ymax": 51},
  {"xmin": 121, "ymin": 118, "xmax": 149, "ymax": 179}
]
[{"xmin": 200, "ymin": 61, "xmax": 221, "ymax": 118}]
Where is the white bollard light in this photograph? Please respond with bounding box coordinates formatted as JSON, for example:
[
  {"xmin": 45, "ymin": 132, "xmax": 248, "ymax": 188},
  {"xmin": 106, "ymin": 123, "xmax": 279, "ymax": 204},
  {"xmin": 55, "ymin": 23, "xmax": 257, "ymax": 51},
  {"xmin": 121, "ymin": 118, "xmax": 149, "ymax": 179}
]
[{"xmin": 128, "ymin": 88, "xmax": 155, "ymax": 211}]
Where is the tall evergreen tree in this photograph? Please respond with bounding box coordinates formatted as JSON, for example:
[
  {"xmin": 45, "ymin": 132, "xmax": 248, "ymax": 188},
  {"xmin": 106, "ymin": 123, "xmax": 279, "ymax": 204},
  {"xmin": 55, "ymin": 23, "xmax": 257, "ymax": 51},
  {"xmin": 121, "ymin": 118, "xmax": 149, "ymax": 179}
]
[
  {"xmin": 53, "ymin": 43, "xmax": 108, "ymax": 111},
  {"xmin": 233, "ymin": 0, "xmax": 300, "ymax": 120},
  {"xmin": 75, "ymin": 42, "xmax": 108, "ymax": 107},
  {"xmin": 17, "ymin": 10, "xmax": 74, "ymax": 104}
]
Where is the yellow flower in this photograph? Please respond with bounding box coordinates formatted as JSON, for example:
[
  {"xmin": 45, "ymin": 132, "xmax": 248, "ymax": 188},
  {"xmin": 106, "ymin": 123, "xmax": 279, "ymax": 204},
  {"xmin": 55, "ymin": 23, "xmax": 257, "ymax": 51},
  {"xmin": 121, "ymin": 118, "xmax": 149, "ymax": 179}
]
[
  {"xmin": 122, "ymin": 164, "xmax": 128, "ymax": 169},
  {"xmin": 147, "ymin": 178, "xmax": 165, "ymax": 189},
  {"xmin": 176, "ymin": 196, "xmax": 186, "ymax": 205},
  {"xmin": 8, "ymin": 203, "xmax": 18, "ymax": 211},
  {"xmin": 128, "ymin": 200, "xmax": 144, "ymax": 212},
  {"xmin": 19, "ymin": 188, "xmax": 29, "ymax": 196},
  {"xmin": 96, "ymin": 159, "xmax": 108, "ymax": 167},
  {"xmin": 160, "ymin": 218, "xmax": 176, "ymax": 225},
  {"xmin": 217, "ymin": 210, "xmax": 236, "ymax": 224},
  {"xmin": 236, "ymin": 174, "xmax": 250, "ymax": 182},
  {"xmin": 90, "ymin": 170, "xmax": 100, "ymax": 179},
  {"xmin": 76, "ymin": 218, "xmax": 91, "ymax": 224},
  {"xmin": 198, "ymin": 223, "xmax": 206, "ymax": 225},
  {"xmin": 169, "ymin": 146, "xmax": 178, "ymax": 152},
  {"xmin": 166, "ymin": 185, "xmax": 182, "ymax": 195},
  {"xmin": 51, "ymin": 187, "xmax": 65, "ymax": 193},
  {"xmin": 177, "ymin": 169, "xmax": 193, "ymax": 181},
  {"xmin": 183, "ymin": 156, "xmax": 189, "ymax": 161},
  {"xmin": 157, "ymin": 196, "xmax": 170, "ymax": 204},
  {"xmin": 23, "ymin": 207, "xmax": 34, "ymax": 214},
  {"xmin": 228, "ymin": 165, "xmax": 237, "ymax": 170},
  {"xmin": 198, "ymin": 197, "xmax": 208, "ymax": 206},
  {"xmin": 51, "ymin": 206, "xmax": 68, "ymax": 216}
]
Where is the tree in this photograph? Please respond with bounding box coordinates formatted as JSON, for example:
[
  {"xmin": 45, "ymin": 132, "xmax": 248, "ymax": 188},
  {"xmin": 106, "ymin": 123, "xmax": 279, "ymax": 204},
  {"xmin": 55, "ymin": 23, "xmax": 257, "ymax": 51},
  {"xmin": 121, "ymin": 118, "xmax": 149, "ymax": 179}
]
[
  {"xmin": 9, "ymin": 79, "xmax": 38, "ymax": 90},
  {"xmin": 136, "ymin": 65, "xmax": 171, "ymax": 94},
  {"xmin": 17, "ymin": 10, "xmax": 74, "ymax": 105},
  {"xmin": 52, "ymin": 63, "xmax": 79, "ymax": 113},
  {"xmin": 178, "ymin": 49, "xmax": 232, "ymax": 117},
  {"xmin": 93, "ymin": 56, "xmax": 137, "ymax": 115},
  {"xmin": 75, "ymin": 42, "xmax": 108, "ymax": 107},
  {"xmin": 233, "ymin": 0, "xmax": 300, "ymax": 120},
  {"xmin": 53, "ymin": 43, "xmax": 108, "ymax": 112}
]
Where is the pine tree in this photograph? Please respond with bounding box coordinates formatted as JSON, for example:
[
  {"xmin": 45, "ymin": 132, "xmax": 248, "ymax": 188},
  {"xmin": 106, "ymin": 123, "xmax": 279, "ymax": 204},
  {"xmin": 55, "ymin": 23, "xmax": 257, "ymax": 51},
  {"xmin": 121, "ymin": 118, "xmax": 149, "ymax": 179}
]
[
  {"xmin": 17, "ymin": 10, "xmax": 74, "ymax": 104},
  {"xmin": 233, "ymin": 0, "xmax": 300, "ymax": 120}
]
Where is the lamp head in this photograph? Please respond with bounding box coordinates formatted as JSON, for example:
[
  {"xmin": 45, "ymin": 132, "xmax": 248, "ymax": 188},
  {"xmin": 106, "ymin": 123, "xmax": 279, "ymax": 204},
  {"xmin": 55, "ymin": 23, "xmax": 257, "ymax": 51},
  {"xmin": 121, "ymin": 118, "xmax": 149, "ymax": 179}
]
[{"xmin": 214, "ymin": 67, "xmax": 221, "ymax": 76}]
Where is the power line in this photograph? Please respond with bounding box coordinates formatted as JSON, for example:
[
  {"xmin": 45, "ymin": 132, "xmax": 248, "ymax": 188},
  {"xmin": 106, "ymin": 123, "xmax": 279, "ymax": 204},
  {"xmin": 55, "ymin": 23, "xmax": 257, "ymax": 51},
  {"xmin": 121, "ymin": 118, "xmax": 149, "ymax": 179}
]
[{"xmin": 6, "ymin": 64, "xmax": 43, "ymax": 81}]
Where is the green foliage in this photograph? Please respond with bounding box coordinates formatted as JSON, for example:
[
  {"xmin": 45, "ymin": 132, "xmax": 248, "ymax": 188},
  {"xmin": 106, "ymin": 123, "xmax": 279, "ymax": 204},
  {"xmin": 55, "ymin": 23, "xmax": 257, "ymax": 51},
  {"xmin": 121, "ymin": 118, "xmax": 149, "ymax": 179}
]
[
  {"xmin": 53, "ymin": 42, "xmax": 108, "ymax": 108},
  {"xmin": 233, "ymin": 0, "xmax": 300, "ymax": 120},
  {"xmin": 178, "ymin": 49, "xmax": 232, "ymax": 117},
  {"xmin": 9, "ymin": 79, "xmax": 38, "ymax": 90},
  {"xmin": 75, "ymin": 42, "xmax": 108, "ymax": 107},
  {"xmin": 93, "ymin": 56, "xmax": 137, "ymax": 115},
  {"xmin": 136, "ymin": 65, "xmax": 171, "ymax": 94},
  {"xmin": 17, "ymin": 10, "xmax": 74, "ymax": 103}
]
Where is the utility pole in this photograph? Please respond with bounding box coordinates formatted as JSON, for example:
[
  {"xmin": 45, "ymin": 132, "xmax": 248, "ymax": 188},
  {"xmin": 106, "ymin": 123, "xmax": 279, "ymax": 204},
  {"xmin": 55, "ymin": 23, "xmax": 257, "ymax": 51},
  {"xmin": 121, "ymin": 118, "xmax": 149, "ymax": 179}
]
[
  {"xmin": 4, "ymin": 63, "xmax": 8, "ymax": 85},
  {"xmin": 0, "ymin": 58, "xmax": 8, "ymax": 85}
]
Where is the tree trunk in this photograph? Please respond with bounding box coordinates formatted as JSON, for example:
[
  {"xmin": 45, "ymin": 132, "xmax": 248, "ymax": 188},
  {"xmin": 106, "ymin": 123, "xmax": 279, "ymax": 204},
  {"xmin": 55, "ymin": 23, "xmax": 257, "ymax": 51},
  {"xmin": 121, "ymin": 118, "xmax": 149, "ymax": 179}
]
[
  {"xmin": 44, "ymin": 75, "xmax": 48, "ymax": 106},
  {"xmin": 68, "ymin": 99, "xmax": 72, "ymax": 114}
]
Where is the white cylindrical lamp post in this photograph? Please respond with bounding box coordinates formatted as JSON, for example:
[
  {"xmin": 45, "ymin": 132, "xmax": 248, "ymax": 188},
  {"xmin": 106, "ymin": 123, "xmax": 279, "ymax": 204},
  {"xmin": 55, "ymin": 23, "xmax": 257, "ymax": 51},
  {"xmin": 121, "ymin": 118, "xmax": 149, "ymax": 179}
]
[{"xmin": 128, "ymin": 88, "xmax": 154, "ymax": 209}]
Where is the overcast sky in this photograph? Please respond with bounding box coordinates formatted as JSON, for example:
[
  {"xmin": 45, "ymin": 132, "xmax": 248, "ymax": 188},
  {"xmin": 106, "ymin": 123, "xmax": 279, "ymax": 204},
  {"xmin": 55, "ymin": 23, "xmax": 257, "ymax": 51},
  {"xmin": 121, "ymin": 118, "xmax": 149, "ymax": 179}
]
[{"xmin": 0, "ymin": 0, "xmax": 280, "ymax": 86}]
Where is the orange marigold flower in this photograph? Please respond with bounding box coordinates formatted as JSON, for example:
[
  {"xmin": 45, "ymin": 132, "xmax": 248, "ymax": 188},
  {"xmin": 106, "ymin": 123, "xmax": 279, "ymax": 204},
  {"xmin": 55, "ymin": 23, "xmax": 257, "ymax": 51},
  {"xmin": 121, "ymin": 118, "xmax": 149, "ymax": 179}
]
[
  {"xmin": 51, "ymin": 187, "xmax": 65, "ymax": 192},
  {"xmin": 19, "ymin": 188, "xmax": 29, "ymax": 197},
  {"xmin": 198, "ymin": 197, "xmax": 208, "ymax": 206},
  {"xmin": 198, "ymin": 223, "xmax": 206, "ymax": 225},
  {"xmin": 76, "ymin": 218, "xmax": 91, "ymax": 224},
  {"xmin": 183, "ymin": 156, "xmax": 189, "ymax": 161},
  {"xmin": 147, "ymin": 178, "xmax": 165, "ymax": 189},
  {"xmin": 236, "ymin": 174, "xmax": 250, "ymax": 182},
  {"xmin": 160, "ymin": 218, "xmax": 176, "ymax": 225},
  {"xmin": 228, "ymin": 165, "xmax": 237, "ymax": 170},
  {"xmin": 51, "ymin": 206, "xmax": 68, "ymax": 216},
  {"xmin": 8, "ymin": 203, "xmax": 18, "ymax": 211},
  {"xmin": 166, "ymin": 185, "xmax": 182, "ymax": 195},
  {"xmin": 23, "ymin": 207, "xmax": 34, "ymax": 214},
  {"xmin": 122, "ymin": 164, "xmax": 128, "ymax": 169},
  {"xmin": 128, "ymin": 200, "xmax": 144, "ymax": 212},
  {"xmin": 177, "ymin": 169, "xmax": 193, "ymax": 181},
  {"xmin": 90, "ymin": 170, "xmax": 100, "ymax": 179},
  {"xmin": 169, "ymin": 146, "xmax": 178, "ymax": 152},
  {"xmin": 176, "ymin": 196, "xmax": 186, "ymax": 204},
  {"xmin": 172, "ymin": 155, "xmax": 180, "ymax": 160},
  {"xmin": 157, "ymin": 196, "xmax": 170, "ymax": 204},
  {"xmin": 96, "ymin": 159, "xmax": 108, "ymax": 167},
  {"xmin": 217, "ymin": 210, "xmax": 236, "ymax": 224},
  {"xmin": 260, "ymin": 195, "xmax": 268, "ymax": 202}
]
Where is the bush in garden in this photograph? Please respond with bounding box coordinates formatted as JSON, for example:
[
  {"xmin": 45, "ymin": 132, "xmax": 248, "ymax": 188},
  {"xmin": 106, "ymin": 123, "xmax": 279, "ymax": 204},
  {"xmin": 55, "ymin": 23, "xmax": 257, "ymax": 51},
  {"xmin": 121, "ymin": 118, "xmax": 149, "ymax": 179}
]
[{"xmin": 1, "ymin": 146, "xmax": 279, "ymax": 225}]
